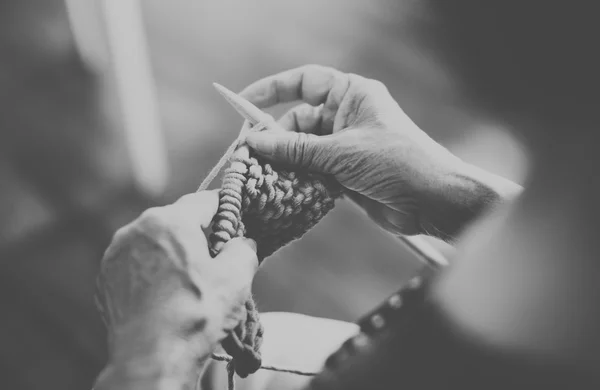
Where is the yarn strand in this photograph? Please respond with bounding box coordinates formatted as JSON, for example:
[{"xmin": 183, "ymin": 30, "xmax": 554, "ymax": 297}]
[
  {"xmin": 227, "ymin": 361, "xmax": 236, "ymax": 390},
  {"xmin": 211, "ymin": 353, "xmax": 319, "ymax": 376},
  {"xmin": 195, "ymin": 354, "xmax": 319, "ymax": 390}
]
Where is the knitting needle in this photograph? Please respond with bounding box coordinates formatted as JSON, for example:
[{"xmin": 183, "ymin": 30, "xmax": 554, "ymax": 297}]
[
  {"xmin": 212, "ymin": 83, "xmax": 449, "ymax": 270},
  {"xmin": 213, "ymin": 83, "xmax": 274, "ymax": 125}
]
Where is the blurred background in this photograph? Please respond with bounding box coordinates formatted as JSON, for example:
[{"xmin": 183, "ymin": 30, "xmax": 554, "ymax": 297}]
[{"xmin": 0, "ymin": 0, "xmax": 527, "ymax": 388}]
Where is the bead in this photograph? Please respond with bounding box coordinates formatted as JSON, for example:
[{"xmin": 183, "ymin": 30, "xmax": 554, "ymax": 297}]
[
  {"xmin": 370, "ymin": 314, "xmax": 385, "ymax": 329},
  {"xmin": 406, "ymin": 276, "xmax": 423, "ymax": 290},
  {"xmin": 387, "ymin": 294, "xmax": 403, "ymax": 309},
  {"xmin": 351, "ymin": 332, "xmax": 370, "ymax": 348}
]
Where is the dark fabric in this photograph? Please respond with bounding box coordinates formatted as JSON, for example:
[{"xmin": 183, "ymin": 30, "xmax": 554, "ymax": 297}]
[{"xmin": 307, "ymin": 276, "xmax": 600, "ymax": 390}]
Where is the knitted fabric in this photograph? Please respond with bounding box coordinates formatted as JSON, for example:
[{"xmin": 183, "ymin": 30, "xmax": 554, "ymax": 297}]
[{"xmin": 208, "ymin": 143, "xmax": 342, "ymax": 377}]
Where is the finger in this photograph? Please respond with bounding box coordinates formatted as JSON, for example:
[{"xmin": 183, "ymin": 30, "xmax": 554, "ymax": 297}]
[
  {"xmin": 239, "ymin": 65, "xmax": 349, "ymax": 110},
  {"xmin": 169, "ymin": 190, "xmax": 220, "ymax": 228},
  {"xmin": 214, "ymin": 238, "xmax": 259, "ymax": 282},
  {"xmin": 245, "ymin": 130, "xmax": 332, "ymax": 171},
  {"xmin": 277, "ymin": 103, "xmax": 326, "ymax": 135}
]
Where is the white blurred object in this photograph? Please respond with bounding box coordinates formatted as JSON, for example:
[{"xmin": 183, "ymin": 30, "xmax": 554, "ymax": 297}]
[
  {"xmin": 65, "ymin": 0, "xmax": 169, "ymax": 197},
  {"xmin": 399, "ymin": 235, "xmax": 449, "ymax": 269},
  {"xmin": 64, "ymin": 0, "xmax": 110, "ymax": 72},
  {"xmin": 449, "ymin": 123, "xmax": 529, "ymax": 185}
]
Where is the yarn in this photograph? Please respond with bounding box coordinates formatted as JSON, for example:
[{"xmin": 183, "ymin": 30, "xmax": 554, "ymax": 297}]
[
  {"xmin": 196, "ymin": 353, "xmax": 319, "ymax": 390},
  {"xmin": 210, "ymin": 147, "xmax": 342, "ymax": 261},
  {"xmin": 211, "ymin": 353, "xmax": 318, "ymax": 376},
  {"xmin": 201, "ymin": 120, "xmax": 343, "ymax": 379}
]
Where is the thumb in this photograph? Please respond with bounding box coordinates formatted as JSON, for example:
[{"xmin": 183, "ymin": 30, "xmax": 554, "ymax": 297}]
[
  {"xmin": 245, "ymin": 130, "xmax": 327, "ymax": 171},
  {"xmin": 214, "ymin": 237, "xmax": 259, "ymax": 282}
]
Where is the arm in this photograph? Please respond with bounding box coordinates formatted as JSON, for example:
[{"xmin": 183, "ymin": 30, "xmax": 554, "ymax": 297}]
[
  {"xmin": 94, "ymin": 289, "xmax": 230, "ymax": 390},
  {"xmin": 239, "ymin": 65, "xmax": 523, "ymax": 244}
]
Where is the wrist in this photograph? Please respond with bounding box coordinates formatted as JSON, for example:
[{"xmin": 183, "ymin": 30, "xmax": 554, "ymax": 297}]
[
  {"xmin": 96, "ymin": 335, "xmax": 210, "ymax": 390},
  {"xmin": 420, "ymin": 161, "xmax": 522, "ymax": 241},
  {"xmin": 95, "ymin": 363, "xmax": 201, "ymax": 390}
]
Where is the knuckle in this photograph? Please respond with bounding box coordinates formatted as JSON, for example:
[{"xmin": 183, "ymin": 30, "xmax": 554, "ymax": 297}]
[
  {"xmin": 349, "ymin": 74, "xmax": 388, "ymax": 94},
  {"xmin": 298, "ymin": 102, "xmax": 314, "ymax": 115},
  {"xmin": 293, "ymin": 133, "xmax": 312, "ymax": 165},
  {"xmin": 103, "ymin": 224, "xmax": 134, "ymax": 259},
  {"xmin": 369, "ymin": 78, "xmax": 385, "ymax": 88},
  {"xmin": 273, "ymin": 136, "xmax": 290, "ymax": 160},
  {"xmin": 138, "ymin": 207, "xmax": 170, "ymax": 230},
  {"xmin": 303, "ymin": 63, "xmax": 327, "ymax": 73},
  {"xmin": 304, "ymin": 64, "xmax": 342, "ymax": 79},
  {"xmin": 112, "ymin": 225, "xmax": 130, "ymax": 242},
  {"xmin": 347, "ymin": 72, "xmax": 367, "ymax": 87},
  {"xmin": 302, "ymin": 64, "xmax": 319, "ymax": 72},
  {"xmin": 367, "ymin": 78, "xmax": 388, "ymax": 93}
]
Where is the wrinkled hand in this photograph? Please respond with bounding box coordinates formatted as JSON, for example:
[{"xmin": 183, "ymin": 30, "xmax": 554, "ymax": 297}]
[
  {"xmin": 241, "ymin": 65, "xmax": 472, "ymax": 239},
  {"xmin": 95, "ymin": 190, "xmax": 257, "ymax": 386}
]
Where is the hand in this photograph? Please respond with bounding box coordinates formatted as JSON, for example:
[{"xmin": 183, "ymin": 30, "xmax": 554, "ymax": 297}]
[
  {"xmin": 95, "ymin": 191, "xmax": 257, "ymax": 389},
  {"xmin": 240, "ymin": 65, "xmax": 494, "ymax": 240}
]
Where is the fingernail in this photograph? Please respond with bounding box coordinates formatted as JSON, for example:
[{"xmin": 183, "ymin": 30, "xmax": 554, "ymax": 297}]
[{"xmin": 245, "ymin": 132, "xmax": 275, "ymax": 156}]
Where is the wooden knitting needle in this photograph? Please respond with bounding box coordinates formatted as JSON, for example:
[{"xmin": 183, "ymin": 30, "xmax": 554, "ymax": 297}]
[
  {"xmin": 213, "ymin": 83, "xmax": 449, "ymax": 270},
  {"xmin": 213, "ymin": 83, "xmax": 275, "ymax": 125}
]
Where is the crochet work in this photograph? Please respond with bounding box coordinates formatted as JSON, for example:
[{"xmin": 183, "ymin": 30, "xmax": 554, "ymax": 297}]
[{"xmin": 209, "ymin": 145, "xmax": 342, "ymax": 377}]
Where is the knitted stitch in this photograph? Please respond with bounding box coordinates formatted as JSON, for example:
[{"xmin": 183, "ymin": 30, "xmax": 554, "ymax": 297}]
[{"xmin": 208, "ymin": 139, "xmax": 342, "ymax": 377}]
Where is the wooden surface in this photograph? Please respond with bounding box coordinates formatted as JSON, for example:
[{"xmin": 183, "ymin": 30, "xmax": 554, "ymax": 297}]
[{"xmin": 0, "ymin": 1, "xmax": 526, "ymax": 389}]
